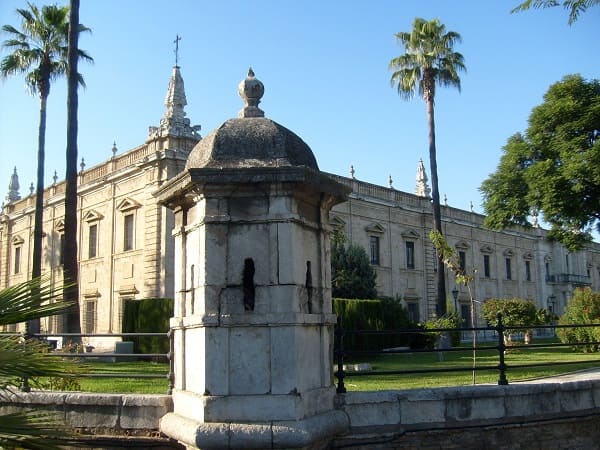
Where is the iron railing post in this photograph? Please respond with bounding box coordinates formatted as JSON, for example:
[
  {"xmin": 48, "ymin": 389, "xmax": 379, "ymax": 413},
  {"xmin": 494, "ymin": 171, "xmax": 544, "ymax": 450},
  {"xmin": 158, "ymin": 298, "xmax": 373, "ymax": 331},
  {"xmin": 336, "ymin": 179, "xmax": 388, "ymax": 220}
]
[
  {"xmin": 167, "ymin": 329, "xmax": 175, "ymax": 395},
  {"xmin": 497, "ymin": 313, "xmax": 508, "ymax": 385},
  {"xmin": 19, "ymin": 330, "xmax": 31, "ymax": 392},
  {"xmin": 335, "ymin": 316, "xmax": 346, "ymax": 394}
]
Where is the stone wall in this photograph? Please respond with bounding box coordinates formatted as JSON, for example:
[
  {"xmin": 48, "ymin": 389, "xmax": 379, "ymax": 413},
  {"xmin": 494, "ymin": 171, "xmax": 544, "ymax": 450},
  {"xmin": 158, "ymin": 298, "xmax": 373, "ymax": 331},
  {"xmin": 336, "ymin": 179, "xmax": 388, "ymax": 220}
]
[
  {"xmin": 333, "ymin": 380, "xmax": 600, "ymax": 449},
  {"xmin": 3, "ymin": 379, "xmax": 600, "ymax": 449}
]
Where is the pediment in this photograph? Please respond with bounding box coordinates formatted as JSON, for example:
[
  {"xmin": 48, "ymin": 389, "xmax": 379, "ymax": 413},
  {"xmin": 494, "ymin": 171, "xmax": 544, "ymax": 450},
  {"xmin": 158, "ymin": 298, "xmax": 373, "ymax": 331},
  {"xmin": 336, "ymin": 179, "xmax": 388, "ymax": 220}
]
[
  {"xmin": 503, "ymin": 248, "xmax": 514, "ymax": 257},
  {"xmin": 455, "ymin": 241, "xmax": 470, "ymax": 251},
  {"xmin": 11, "ymin": 235, "xmax": 24, "ymax": 245},
  {"xmin": 55, "ymin": 219, "xmax": 65, "ymax": 231},
  {"xmin": 401, "ymin": 229, "xmax": 420, "ymax": 240},
  {"xmin": 83, "ymin": 209, "xmax": 104, "ymax": 222},
  {"xmin": 523, "ymin": 252, "xmax": 534, "ymax": 260},
  {"xmin": 117, "ymin": 198, "xmax": 141, "ymax": 212},
  {"xmin": 480, "ymin": 245, "xmax": 494, "ymax": 254},
  {"xmin": 365, "ymin": 222, "xmax": 385, "ymax": 234},
  {"xmin": 329, "ymin": 215, "xmax": 346, "ymax": 228}
]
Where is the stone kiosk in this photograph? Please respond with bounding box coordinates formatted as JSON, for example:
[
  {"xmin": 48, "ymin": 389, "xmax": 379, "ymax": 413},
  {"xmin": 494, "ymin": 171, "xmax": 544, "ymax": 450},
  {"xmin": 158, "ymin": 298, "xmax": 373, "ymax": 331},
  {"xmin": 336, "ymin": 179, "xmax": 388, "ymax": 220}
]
[{"xmin": 157, "ymin": 70, "xmax": 350, "ymax": 449}]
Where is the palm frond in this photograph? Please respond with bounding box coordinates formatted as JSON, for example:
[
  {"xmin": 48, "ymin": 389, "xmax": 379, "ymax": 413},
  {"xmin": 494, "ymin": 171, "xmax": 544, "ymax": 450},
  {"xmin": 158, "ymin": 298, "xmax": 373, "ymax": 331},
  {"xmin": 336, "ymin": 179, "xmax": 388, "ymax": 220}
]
[
  {"xmin": 0, "ymin": 276, "xmax": 74, "ymax": 327},
  {"xmin": 0, "ymin": 411, "xmax": 85, "ymax": 450}
]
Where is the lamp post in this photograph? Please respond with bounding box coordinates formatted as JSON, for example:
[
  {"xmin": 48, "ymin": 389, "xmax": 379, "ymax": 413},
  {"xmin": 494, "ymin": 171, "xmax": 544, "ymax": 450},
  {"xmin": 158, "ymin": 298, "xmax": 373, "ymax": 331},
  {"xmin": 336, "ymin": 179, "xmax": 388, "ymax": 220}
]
[{"xmin": 452, "ymin": 287, "xmax": 459, "ymax": 312}]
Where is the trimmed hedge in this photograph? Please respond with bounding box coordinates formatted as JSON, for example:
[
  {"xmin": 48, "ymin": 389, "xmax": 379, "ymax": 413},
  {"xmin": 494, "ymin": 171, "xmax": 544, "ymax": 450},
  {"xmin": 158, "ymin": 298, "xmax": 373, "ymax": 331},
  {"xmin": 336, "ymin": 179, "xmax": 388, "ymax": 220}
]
[
  {"xmin": 333, "ymin": 298, "xmax": 418, "ymax": 351},
  {"xmin": 122, "ymin": 298, "xmax": 173, "ymax": 354}
]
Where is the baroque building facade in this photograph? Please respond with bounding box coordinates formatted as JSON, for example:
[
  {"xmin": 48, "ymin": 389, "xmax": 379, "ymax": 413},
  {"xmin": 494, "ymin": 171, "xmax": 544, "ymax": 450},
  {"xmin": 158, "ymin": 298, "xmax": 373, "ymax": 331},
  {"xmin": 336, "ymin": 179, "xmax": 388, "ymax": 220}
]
[{"xmin": 1, "ymin": 67, "xmax": 599, "ymax": 343}]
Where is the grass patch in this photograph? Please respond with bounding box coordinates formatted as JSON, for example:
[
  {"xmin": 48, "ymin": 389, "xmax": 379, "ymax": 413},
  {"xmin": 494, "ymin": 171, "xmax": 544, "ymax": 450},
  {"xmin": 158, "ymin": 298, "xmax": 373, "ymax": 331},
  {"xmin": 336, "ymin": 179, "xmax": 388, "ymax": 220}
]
[
  {"xmin": 31, "ymin": 339, "xmax": 600, "ymax": 394},
  {"xmin": 340, "ymin": 339, "xmax": 600, "ymax": 391},
  {"xmin": 36, "ymin": 360, "xmax": 170, "ymax": 394}
]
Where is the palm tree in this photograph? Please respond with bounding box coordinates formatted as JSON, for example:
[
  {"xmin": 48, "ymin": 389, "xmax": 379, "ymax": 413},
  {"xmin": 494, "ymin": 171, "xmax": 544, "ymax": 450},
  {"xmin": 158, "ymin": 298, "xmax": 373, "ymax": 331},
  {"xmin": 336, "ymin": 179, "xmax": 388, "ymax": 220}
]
[
  {"xmin": 63, "ymin": 0, "xmax": 82, "ymax": 336},
  {"xmin": 511, "ymin": 0, "xmax": 600, "ymax": 25},
  {"xmin": 389, "ymin": 18, "xmax": 466, "ymax": 317},
  {"xmin": 1, "ymin": 3, "xmax": 92, "ymax": 334}
]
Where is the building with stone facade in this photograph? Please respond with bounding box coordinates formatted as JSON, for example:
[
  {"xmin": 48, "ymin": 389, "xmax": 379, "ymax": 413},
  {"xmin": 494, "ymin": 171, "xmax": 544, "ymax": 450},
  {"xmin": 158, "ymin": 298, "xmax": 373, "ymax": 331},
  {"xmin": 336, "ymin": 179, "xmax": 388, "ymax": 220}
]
[{"xmin": 1, "ymin": 66, "xmax": 599, "ymax": 343}]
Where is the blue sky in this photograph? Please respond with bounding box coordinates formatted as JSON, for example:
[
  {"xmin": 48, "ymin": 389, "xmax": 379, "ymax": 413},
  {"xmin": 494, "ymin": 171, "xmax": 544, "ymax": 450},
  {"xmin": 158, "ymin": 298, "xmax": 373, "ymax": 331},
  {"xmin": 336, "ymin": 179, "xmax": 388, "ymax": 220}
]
[{"xmin": 0, "ymin": 0, "xmax": 598, "ymax": 216}]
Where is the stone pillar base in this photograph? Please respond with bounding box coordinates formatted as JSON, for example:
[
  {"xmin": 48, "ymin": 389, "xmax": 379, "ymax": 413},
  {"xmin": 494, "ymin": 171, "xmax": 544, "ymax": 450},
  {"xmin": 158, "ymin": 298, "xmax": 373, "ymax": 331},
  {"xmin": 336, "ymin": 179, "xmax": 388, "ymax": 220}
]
[{"xmin": 160, "ymin": 410, "xmax": 349, "ymax": 449}]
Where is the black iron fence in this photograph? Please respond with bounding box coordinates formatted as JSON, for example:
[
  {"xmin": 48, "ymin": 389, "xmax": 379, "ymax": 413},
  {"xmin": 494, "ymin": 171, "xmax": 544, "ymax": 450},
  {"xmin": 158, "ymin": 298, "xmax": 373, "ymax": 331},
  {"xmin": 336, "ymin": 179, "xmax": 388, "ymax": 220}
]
[
  {"xmin": 9, "ymin": 331, "xmax": 174, "ymax": 394},
  {"xmin": 334, "ymin": 314, "xmax": 600, "ymax": 393}
]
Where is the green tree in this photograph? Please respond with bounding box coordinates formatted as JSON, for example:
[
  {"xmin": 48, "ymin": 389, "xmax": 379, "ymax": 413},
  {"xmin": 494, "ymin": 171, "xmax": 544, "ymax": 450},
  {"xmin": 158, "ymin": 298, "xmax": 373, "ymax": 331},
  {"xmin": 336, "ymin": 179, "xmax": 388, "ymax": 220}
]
[
  {"xmin": 1, "ymin": 2, "xmax": 92, "ymax": 333},
  {"xmin": 481, "ymin": 75, "xmax": 600, "ymax": 250},
  {"xmin": 331, "ymin": 236, "xmax": 377, "ymax": 300},
  {"xmin": 557, "ymin": 288, "xmax": 600, "ymax": 352},
  {"xmin": 481, "ymin": 298, "xmax": 545, "ymax": 345},
  {"xmin": 0, "ymin": 277, "xmax": 83, "ymax": 449},
  {"xmin": 389, "ymin": 18, "xmax": 466, "ymax": 316},
  {"xmin": 511, "ymin": 0, "xmax": 599, "ymax": 25}
]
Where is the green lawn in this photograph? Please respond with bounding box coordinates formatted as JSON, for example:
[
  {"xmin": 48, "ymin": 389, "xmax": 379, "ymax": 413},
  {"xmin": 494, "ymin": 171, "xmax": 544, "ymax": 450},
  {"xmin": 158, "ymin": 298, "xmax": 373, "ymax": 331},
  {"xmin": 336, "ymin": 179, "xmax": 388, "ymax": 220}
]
[
  {"xmin": 31, "ymin": 340, "xmax": 600, "ymax": 394},
  {"xmin": 339, "ymin": 339, "xmax": 600, "ymax": 391},
  {"xmin": 36, "ymin": 360, "xmax": 171, "ymax": 394}
]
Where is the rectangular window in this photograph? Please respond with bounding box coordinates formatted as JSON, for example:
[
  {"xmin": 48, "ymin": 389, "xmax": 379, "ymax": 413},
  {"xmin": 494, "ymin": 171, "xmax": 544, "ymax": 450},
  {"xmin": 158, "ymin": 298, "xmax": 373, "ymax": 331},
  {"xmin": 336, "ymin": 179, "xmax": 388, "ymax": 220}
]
[
  {"xmin": 483, "ymin": 254, "xmax": 491, "ymax": 278},
  {"xmin": 459, "ymin": 251, "xmax": 466, "ymax": 272},
  {"xmin": 525, "ymin": 260, "xmax": 531, "ymax": 281},
  {"xmin": 407, "ymin": 302, "xmax": 419, "ymax": 323},
  {"xmin": 124, "ymin": 214, "xmax": 134, "ymax": 251},
  {"xmin": 13, "ymin": 246, "xmax": 21, "ymax": 274},
  {"xmin": 369, "ymin": 236, "xmax": 380, "ymax": 265},
  {"xmin": 505, "ymin": 258, "xmax": 512, "ymax": 280},
  {"xmin": 406, "ymin": 241, "xmax": 415, "ymax": 269},
  {"xmin": 88, "ymin": 224, "xmax": 98, "ymax": 259},
  {"xmin": 84, "ymin": 300, "xmax": 96, "ymax": 334},
  {"xmin": 460, "ymin": 303, "xmax": 472, "ymax": 327},
  {"xmin": 59, "ymin": 233, "xmax": 65, "ymax": 265}
]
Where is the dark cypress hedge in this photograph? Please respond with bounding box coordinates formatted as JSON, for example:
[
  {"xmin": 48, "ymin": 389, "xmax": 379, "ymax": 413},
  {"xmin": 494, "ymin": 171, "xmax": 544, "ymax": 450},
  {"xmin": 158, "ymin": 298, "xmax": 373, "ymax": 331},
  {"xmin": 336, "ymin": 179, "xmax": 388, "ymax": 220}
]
[
  {"xmin": 333, "ymin": 298, "xmax": 417, "ymax": 351},
  {"xmin": 122, "ymin": 298, "xmax": 173, "ymax": 354}
]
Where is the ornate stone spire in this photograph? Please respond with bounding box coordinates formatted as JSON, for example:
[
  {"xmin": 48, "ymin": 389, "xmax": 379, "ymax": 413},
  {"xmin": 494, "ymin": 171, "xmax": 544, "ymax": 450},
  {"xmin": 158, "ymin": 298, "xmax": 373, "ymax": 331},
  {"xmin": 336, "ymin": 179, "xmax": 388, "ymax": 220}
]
[
  {"xmin": 148, "ymin": 65, "xmax": 201, "ymax": 140},
  {"xmin": 415, "ymin": 158, "xmax": 431, "ymax": 198},
  {"xmin": 238, "ymin": 68, "xmax": 265, "ymax": 118},
  {"xmin": 6, "ymin": 167, "xmax": 20, "ymax": 203}
]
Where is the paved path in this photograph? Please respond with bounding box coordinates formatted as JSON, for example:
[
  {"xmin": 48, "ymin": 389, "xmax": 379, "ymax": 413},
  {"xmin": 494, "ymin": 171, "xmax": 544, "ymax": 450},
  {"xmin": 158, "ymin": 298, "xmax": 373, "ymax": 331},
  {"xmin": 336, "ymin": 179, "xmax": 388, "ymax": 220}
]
[{"xmin": 516, "ymin": 368, "xmax": 600, "ymax": 384}]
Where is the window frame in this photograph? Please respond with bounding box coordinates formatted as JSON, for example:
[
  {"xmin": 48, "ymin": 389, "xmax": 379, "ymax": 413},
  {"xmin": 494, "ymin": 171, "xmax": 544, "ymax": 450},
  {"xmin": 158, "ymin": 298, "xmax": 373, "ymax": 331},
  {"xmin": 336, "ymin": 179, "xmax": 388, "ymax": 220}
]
[
  {"xmin": 123, "ymin": 213, "xmax": 135, "ymax": 252},
  {"xmin": 406, "ymin": 241, "xmax": 415, "ymax": 269},
  {"xmin": 13, "ymin": 245, "xmax": 21, "ymax": 274},
  {"xmin": 483, "ymin": 254, "xmax": 491, "ymax": 278},
  {"xmin": 88, "ymin": 223, "xmax": 98, "ymax": 259},
  {"xmin": 369, "ymin": 235, "xmax": 380, "ymax": 266}
]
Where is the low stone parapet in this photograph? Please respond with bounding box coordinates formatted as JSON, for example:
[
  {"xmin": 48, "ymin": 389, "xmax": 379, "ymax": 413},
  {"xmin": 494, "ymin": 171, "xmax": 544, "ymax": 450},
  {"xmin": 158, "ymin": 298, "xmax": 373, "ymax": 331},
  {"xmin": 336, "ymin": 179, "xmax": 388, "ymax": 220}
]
[
  {"xmin": 333, "ymin": 378, "xmax": 600, "ymax": 449},
  {"xmin": 0, "ymin": 391, "xmax": 178, "ymax": 448}
]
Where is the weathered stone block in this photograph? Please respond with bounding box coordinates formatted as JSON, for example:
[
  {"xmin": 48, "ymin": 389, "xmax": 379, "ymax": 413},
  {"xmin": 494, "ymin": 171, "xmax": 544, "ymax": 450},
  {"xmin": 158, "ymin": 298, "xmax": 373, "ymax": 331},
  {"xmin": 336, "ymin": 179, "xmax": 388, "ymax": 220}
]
[
  {"xmin": 229, "ymin": 327, "xmax": 270, "ymax": 395},
  {"xmin": 120, "ymin": 395, "xmax": 172, "ymax": 429},
  {"xmin": 64, "ymin": 393, "xmax": 121, "ymax": 428},
  {"xmin": 399, "ymin": 389, "xmax": 445, "ymax": 424}
]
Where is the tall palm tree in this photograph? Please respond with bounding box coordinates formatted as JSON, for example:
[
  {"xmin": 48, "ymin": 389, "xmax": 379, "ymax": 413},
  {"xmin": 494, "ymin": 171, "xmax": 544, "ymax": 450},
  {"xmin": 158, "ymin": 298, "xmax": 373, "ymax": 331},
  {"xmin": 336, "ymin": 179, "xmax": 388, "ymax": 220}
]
[
  {"xmin": 389, "ymin": 18, "xmax": 466, "ymax": 317},
  {"xmin": 63, "ymin": 0, "xmax": 82, "ymax": 336},
  {"xmin": 1, "ymin": 3, "xmax": 92, "ymax": 334}
]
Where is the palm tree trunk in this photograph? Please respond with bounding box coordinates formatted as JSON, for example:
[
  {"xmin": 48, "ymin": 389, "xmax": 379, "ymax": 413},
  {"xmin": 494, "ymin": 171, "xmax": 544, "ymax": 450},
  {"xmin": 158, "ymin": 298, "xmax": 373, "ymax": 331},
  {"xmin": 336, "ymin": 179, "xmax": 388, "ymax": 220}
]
[
  {"xmin": 427, "ymin": 97, "xmax": 447, "ymax": 316},
  {"xmin": 27, "ymin": 92, "xmax": 48, "ymax": 336},
  {"xmin": 63, "ymin": 0, "xmax": 81, "ymax": 336}
]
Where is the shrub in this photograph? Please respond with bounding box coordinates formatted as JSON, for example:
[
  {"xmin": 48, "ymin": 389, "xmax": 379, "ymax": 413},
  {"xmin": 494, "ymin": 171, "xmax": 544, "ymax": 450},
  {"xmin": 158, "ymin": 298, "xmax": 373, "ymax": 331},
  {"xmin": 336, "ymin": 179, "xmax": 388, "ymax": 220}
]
[
  {"xmin": 424, "ymin": 313, "xmax": 462, "ymax": 347},
  {"xmin": 481, "ymin": 298, "xmax": 543, "ymax": 345},
  {"xmin": 122, "ymin": 298, "xmax": 173, "ymax": 354},
  {"xmin": 557, "ymin": 288, "xmax": 600, "ymax": 352},
  {"xmin": 333, "ymin": 298, "xmax": 414, "ymax": 351}
]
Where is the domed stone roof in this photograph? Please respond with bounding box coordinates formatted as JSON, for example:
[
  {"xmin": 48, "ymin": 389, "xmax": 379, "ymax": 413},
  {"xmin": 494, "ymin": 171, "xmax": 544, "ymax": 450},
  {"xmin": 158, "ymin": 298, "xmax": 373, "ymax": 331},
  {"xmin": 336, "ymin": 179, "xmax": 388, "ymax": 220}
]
[{"xmin": 185, "ymin": 69, "xmax": 318, "ymax": 171}]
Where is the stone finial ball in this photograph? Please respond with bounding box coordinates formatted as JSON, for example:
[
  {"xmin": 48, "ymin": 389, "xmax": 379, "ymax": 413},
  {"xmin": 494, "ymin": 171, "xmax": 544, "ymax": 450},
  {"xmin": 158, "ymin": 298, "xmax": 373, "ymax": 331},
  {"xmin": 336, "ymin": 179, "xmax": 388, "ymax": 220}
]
[{"xmin": 238, "ymin": 67, "xmax": 264, "ymax": 108}]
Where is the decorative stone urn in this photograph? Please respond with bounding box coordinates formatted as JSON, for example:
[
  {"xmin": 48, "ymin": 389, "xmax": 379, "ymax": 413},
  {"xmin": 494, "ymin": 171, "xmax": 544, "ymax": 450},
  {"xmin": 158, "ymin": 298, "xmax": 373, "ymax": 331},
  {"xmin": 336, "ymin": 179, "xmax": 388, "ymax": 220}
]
[{"xmin": 156, "ymin": 69, "xmax": 350, "ymax": 449}]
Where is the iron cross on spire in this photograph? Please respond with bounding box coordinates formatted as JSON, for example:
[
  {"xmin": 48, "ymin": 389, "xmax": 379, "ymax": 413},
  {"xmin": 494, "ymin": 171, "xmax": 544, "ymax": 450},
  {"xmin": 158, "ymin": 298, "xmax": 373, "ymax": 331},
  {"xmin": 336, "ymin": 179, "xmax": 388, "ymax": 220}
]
[{"xmin": 174, "ymin": 34, "xmax": 182, "ymax": 66}]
